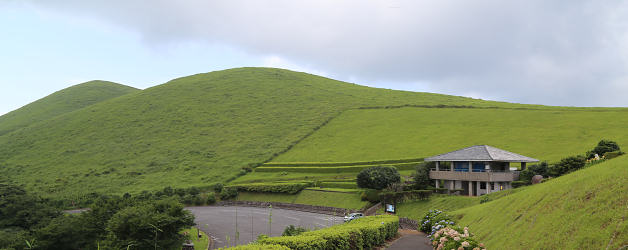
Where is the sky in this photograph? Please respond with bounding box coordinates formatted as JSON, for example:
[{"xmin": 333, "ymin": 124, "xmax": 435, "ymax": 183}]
[{"xmin": 2, "ymin": 1, "xmax": 628, "ymax": 115}]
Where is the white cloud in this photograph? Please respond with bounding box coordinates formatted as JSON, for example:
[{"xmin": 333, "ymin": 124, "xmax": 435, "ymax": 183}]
[{"xmin": 24, "ymin": 0, "xmax": 628, "ymax": 107}]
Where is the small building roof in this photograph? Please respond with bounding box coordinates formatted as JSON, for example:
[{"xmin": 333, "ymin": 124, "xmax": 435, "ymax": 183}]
[{"xmin": 424, "ymin": 145, "xmax": 539, "ymax": 162}]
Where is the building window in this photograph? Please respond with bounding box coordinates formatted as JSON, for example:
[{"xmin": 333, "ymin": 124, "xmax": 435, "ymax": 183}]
[
  {"xmin": 490, "ymin": 183, "xmax": 494, "ymax": 190},
  {"xmin": 480, "ymin": 182, "xmax": 486, "ymax": 189}
]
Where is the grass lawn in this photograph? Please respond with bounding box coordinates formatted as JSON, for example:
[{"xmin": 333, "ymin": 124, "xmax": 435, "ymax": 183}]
[
  {"xmin": 181, "ymin": 227, "xmax": 209, "ymax": 250},
  {"xmin": 274, "ymin": 107, "xmax": 628, "ymax": 163},
  {"xmin": 236, "ymin": 190, "xmax": 368, "ymax": 210}
]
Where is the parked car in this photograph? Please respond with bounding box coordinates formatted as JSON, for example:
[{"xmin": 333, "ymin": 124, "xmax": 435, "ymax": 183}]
[{"xmin": 344, "ymin": 213, "xmax": 364, "ymax": 222}]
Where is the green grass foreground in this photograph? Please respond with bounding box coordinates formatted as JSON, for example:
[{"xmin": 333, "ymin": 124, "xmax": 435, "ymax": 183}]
[
  {"xmin": 275, "ymin": 107, "xmax": 628, "ymax": 163},
  {"xmin": 181, "ymin": 228, "xmax": 209, "ymax": 250}
]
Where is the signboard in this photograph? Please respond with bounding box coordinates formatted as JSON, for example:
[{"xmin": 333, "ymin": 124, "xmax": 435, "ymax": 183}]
[{"xmin": 385, "ymin": 203, "xmax": 396, "ymax": 213}]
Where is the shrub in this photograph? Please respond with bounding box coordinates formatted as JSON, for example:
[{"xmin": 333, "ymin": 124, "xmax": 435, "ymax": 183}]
[
  {"xmin": 357, "ymin": 166, "xmax": 401, "ymax": 190},
  {"xmin": 587, "ymin": 139, "xmax": 620, "ymax": 159},
  {"xmin": 319, "ymin": 181, "xmax": 358, "ymax": 189},
  {"xmin": 511, "ymin": 181, "xmax": 527, "ymax": 188},
  {"xmin": 282, "ymin": 225, "xmax": 308, "ymax": 236},
  {"xmin": 412, "ymin": 162, "xmax": 433, "ymax": 190},
  {"xmin": 419, "ymin": 210, "xmax": 455, "ymax": 235},
  {"xmin": 206, "ymin": 193, "xmax": 216, "ymax": 204},
  {"xmin": 228, "ymin": 182, "xmax": 313, "ymax": 194},
  {"xmin": 213, "ymin": 183, "xmax": 224, "ymax": 193},
  {"xmin": 604, "ymin": 151, "xmax": 625, "ymax": 160},
  {"xmin": 361, "ymin": 189, "xmax": 381, "ymax": 203},
  {"xmin": 550, "ymin": 155, "xmax": 586, "ymax": 177},
  {"xmin": 479, "ymin": 196, "xmax": 490, "ymax": 204},
  {"xmin": 379, "ymin": 190, "xmax": 431, "ymax": 204},
  {"xmin": 259, "ymin": 215, "xmax": 399, "ymax": 250},
  {"xmin": 429, "ymin": 226, "xmax": 485, "ymax": 250},
  {"xmin": 220, "ymin": 187, "xmax": 238, "ymax": 200},
  {"xmin": 519, "ymin": 162, "xmax": 549, "ymax": 184}
]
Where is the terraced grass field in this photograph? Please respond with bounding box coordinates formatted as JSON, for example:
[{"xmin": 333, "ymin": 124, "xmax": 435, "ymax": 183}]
[
  {"xmin": 274, "ymin": 107, "xmax": 628, "ymax": 163},
  {"xmin": 235, "ymin": 190, "xmax": 368, "ymax": 210}
]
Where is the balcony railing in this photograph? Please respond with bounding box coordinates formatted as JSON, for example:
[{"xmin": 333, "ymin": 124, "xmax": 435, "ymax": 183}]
[{"xmin": 429, "ymin": 169, "xmax": 519, "ymax": 182}]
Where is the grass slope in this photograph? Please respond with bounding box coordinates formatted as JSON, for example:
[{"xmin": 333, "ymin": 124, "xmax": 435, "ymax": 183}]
[
  {"xmin": 452, "ymin": 157, "xmax": 628, "ymax": 249},
  {"xmin": 0, "ymin": 81, "xmax": 138, "ymax": 136},
  {"xmin": 274, "ymin": 107, "xmax": 628, "ymax": 163},
  {"xmin": 0, "ymin": 68, "xmax": 504, "ymax": 200}
]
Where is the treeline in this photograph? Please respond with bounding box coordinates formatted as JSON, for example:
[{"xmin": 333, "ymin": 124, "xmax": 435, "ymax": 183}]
[{"xmin": 0, "ymin": 184, "xmax": 194, "ymax": 250}]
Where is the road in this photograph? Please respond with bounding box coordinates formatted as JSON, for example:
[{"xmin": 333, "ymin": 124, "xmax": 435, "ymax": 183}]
[
  {"xmin": 186, "ymin": 206, "xmax": 343, "ymax": 249},
  {"xmin": 386, "ymin": 229, "xmax": 432, "ymax": 250}
]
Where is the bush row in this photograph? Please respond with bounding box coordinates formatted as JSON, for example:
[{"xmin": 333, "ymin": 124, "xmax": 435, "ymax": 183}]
[
  {"xmin": 263, "ymin": 158, "xmax": 424, "ymax": 167},
  {"xmin": 258, "ymin": 215, "xmax": 399, "ymax": 250},
  {"xmin": 227, "ymin": 182, "xmax": 313, "ymax": 194},
  {"xmin": 256, "ymin": 162, "xmax": 419, "ymax": 173},
  {"xmin": 319, "ymin": 181, "xmax": 358, "ymax": 189},
  {"xmin": 379, "ymin": 190, "xmax": 432, "ymax": 203}
]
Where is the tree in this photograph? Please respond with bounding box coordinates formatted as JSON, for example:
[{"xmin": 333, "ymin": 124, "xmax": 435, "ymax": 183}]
[
  {"xmin": 412, "ymin": 162, "xmax": 433, "ymax": 190},
  {"xmin": 519, "ymin": 162, "xmax": 549, "ymax": 184},
  {"xmin": 549, "ymin": 156, "xmax": 586, "ymax": 177},
  {"xmin": 357, "ymin": 166, "xmax": 401, "ymax": 190},
  {"xmin": 0, "ymin": 184, "xmax": 60, "ymax": 230},
  {"xmin": 588, "ymin": 139, "xmax": 620, "ymax": 159},
  {"xmin": 104, "ymin": 198, "xmax": 195, "ymax": 249}
]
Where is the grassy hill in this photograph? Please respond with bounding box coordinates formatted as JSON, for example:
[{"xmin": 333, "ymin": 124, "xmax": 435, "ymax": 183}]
[
  {"xmin": 273, "ymin": 107, "xmax": 628, "ymax": 163},
  {"xmin": 453, "ymin": 156, "xmax": 628, "ymax": 249},
  {"xmin": 0, "ymin": 67, "xmax": 504, "ymax": 200},
  {"xmin": 0, "ymin": 81, "xmax": 138, "ymax": 136}
]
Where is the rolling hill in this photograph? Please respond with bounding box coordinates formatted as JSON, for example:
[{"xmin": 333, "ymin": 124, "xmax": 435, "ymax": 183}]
[
  {"xmin": 0, "ymin": 80, "xmax": 138, "ymax": 136},
  {"xmin": 0, "ymin": 67, "xmax": 502, "ymax": 200}
]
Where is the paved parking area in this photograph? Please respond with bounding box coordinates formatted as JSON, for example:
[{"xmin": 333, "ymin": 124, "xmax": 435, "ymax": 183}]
[{"xmin": 186, "ymin": 206, "xmax": 343, "ymax": 249}]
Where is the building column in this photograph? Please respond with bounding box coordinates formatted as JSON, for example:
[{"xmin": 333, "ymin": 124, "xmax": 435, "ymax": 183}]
[
  {"xmin": 486, "ymin": 181, "xmax": 491, "ymax": 194},
  {"xmin": 435, "ymin": 180, "xmax": 440, "ymax": 188},
  {"xmin": 475, "ymin": 181, "xmax": 480, "ymax": 196},
  {"xmin": 450, "ymin": 180, "xmax": 455, "ymax": 191},
  {"xmin": 468, "ymin": 161, "xmax": 472, "ymax": 172},
  {"xmin": 450, "ymin": 162, "xmax": 454, "ymax": 171},
  {"xmin": 435, "ymin": 161, "xmax": 440, "ymax": 171},
  {"xmin": 468, "ymin": 181, "xmax": 473, "ymax": 196}
]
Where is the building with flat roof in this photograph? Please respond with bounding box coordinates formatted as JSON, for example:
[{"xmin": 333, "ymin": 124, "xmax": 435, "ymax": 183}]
[{"xmin": 425, "ymin": 145, "xmax": 539, "ymax": 196}]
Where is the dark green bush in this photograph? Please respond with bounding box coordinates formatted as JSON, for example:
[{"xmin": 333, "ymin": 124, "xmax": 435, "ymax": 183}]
[
  {"xmin": 213, "ymin": 183, "xmax": 224, "ymax": 193},
  {"xmin": 519, "ymin": 162, "xmax": 549, "ymax": 184},
  {"xmin": 550, "ymin": 155, "xmax": 586, "ymax": 177},
  {"xmin": 511, "ymin": 181, "xmax": 527, "ymax": 188},
  {"xmin": 357, "ymin": 166, "xmax": 401, "ymax": 190},
  {"xmin": 361, "ymin": 189, "xmax": 381, "ymax": 203},
  {"xmin": 228, "ymin": 182, "xmax": 312, "ymax": 194},
  {"xmin": 603, "ymin": 151, "xmax": 625, "ymax": 159},
  {"xmin": 587, "ymin": 139, "xmax": 620, "ymax": 159},
  {"xmin": 220, "ymin": 187, "xmax": 238, "ymax": 200},
  {"xmin": 412, "ymin": 162, "xmax": 433, "ymax": 190},
  {"xmin": 282, "ymin": 225, "xmax": 308, "ymax": 236}
]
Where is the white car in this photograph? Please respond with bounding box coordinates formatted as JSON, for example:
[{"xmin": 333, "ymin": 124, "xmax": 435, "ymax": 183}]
[{"xmin": 344, "ymin": 213, "xmax": 364, "ymax": 222}]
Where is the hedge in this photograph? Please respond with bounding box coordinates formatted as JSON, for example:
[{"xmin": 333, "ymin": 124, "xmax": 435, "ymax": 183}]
[
  {"xmin": 319, "ymin": 182, "xmax": 358, "ymax": 189},
  {"xmin": 227, "ymin": 182, "xmax": 313, "ymax": 194},
  {"xmin": 220, "ymin": 243, "xmax": 290, "ymax": 250},
  {"xmin": 263, "ymin": 158, "xmax": 424, "ymax": 167},
  {"xmin": 256, "ymin": 163, "xmax": 420, "ymax": 173},
  {"xmin": 258, "ymin": 215, "xmax": 399, "ymax": 250},
  {"xmin": 379, "ymin": 190, "xmax": 432, "ymax": 203}
]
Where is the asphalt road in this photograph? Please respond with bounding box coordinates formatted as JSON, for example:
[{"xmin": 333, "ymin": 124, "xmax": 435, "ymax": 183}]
[
  {"xmin": 186, "ymin": 206, "xmax": 343, "ymax": 249},
  {"xmin": 386, "ymin": 229, "xmax": 432, "ymax": 250}
]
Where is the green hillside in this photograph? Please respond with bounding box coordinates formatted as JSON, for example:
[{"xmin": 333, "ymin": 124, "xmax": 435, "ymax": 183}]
[
  {"xmin": 274, "ymin": 107, "xmax": 628, "ymax": 163},
  {"xmin": 453, "ymin": 156, "xmax": 628, "ymax": 249},
  {"xmin": 0, "ymin": 68, "xmax": 502, "ymax": 200},
  {"xmin": 0, "ymin": 80, "xmax": 138, "ymax": 136}
]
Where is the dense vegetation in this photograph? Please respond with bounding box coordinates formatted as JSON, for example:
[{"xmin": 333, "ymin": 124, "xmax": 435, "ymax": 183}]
[
  {"xmin": 0, "ymin": 184, "xmax": 194, "ymax": 249},
  {"xmin": 0, "ymin": 68, "xmax": 502, "ymax": 200},
  {"xmin": 356, "ymin": 166, "xmax": 401, "ymax": 190}
]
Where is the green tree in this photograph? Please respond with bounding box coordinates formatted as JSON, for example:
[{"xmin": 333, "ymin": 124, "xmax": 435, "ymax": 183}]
[
  {"xmin": 412, "ymin": 162, "xmax": 433, "ymax": 190},
  {"xmin": 0, "ymin": 184, "xmax": 60, "ymax": 230},
  {"xmin": 549, "ymin": 156, "xmax": 586, "ymax": 177},
  {"xmin": 104, "ymin": 198, "xmax": 194, "ymax": 249},
  {"xmin": 588, "ymin": 139, "xmax": 620, "ymax": 159},
  {"xmin": 357, "ymin": 166, "xmax": 401, "ymax": 190},
  {"xmin": 519, "ymin": 162, "xmax": 549, "ymax": 184}
]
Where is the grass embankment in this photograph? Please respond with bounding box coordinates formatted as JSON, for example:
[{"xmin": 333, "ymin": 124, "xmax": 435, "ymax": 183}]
[
  {"xmin": 0, "ymin": 80, "xmax": 138, "ymax": 136},
  {"xmin": 181, "ymin": 228, "xmax": 209, "ymax": 250},
  {"xmin": 236, "ymin": 190, "xmax": 368, "ymax": 210},
  {"xmin": 274, "ymin": 107, "xmax": 628, "ymax": 163},
  {"xmin": 0, "ymin": 67, "xmax": 506, "ymax": 200},
  {"xmin": 452, "ymin": 156, "xmax": 628, "ymax": 249}
]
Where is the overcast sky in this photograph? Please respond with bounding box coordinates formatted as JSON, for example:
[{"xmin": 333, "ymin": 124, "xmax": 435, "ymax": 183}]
[{"xmin": 2, "ymin": 1, "xmax": 628, "ymax": 115}]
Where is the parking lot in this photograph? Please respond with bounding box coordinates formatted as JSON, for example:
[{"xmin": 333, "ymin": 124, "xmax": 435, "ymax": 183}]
[{"xmin": 186, "ymin": 206, "xmax": 344, "ymax": 249}]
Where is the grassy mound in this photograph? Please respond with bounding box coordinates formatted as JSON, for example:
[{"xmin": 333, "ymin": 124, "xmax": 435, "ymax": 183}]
[
  {"xmin": 0, "ymin": 80, "xmax": 138, "ymax": 136},
  {"xmin": 451, "ymin": 157, "xmax": 628, "ymax": 249},
  {"xmin": 274, "ymin": 107, "xmax": 628, "ymax": 163},
  {"xmin": 0, "ymin": 68, "xmax": 502, "ymax": 200}
]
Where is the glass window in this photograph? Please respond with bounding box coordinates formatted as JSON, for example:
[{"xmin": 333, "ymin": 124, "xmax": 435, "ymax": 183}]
[
  {"xmin": 480, "ymin": 182, "xmax": 486, "ymax": 189},
  {"xmin": 454, "ymin": 162, "xmax": 469, "ymax": 172},
  {"xmin": 472, "ymin": 162, "xmax": 485, "ymax": 172}
]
